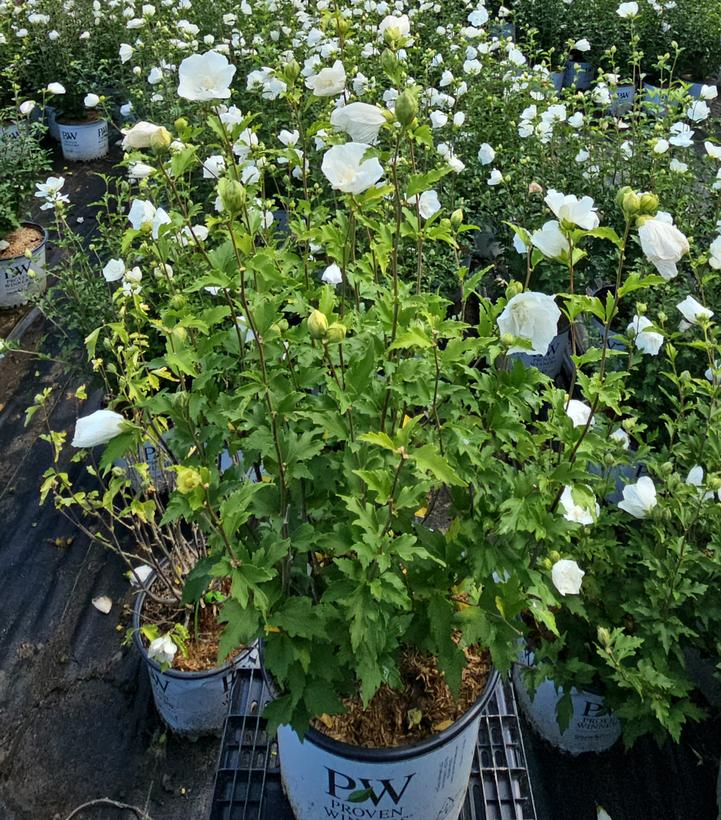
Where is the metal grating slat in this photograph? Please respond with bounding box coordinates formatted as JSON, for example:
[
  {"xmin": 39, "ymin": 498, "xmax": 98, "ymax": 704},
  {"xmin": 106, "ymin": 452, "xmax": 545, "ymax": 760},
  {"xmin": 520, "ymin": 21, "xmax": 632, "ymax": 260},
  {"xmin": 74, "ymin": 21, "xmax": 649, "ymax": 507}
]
[{"xmin": 211, "ymin": 672, "xmax": 536, "ymax": 820}]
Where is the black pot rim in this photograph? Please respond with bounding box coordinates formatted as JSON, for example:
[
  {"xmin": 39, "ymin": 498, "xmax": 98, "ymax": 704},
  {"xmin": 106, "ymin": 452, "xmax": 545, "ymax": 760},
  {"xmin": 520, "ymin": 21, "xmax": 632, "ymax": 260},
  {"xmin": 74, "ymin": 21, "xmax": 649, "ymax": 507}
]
[
  {"xmin": 132, "ymin": 580, "xmax": 254, "ymax": 680},
  {"xmin": 56, "ymin": 116, "xmax": 105, "ymax": 126},
  {"xmin": 262, "ymin": 642, "xmax": 500, "ymax": 762}
]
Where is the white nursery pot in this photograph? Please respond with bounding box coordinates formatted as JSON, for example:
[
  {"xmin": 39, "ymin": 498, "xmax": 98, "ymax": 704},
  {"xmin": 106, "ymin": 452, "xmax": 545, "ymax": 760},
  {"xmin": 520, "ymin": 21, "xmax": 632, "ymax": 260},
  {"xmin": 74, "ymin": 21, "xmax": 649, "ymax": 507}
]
[
  {"xmin": 117, "ymin": 438, "xmax": 175, "ymax": 492},
  {"xmin": 609, "ymin": 84, "xmax": 636, "ymax": 116},
  {"xmin": 685, "ymin": 81, "xmax": 705, "ymax": 100},
  {"xmin": 58, "ymin": 118, "xmax": 109, "ymax": 161},
  {"xmin": 132, "ymin": 587, "xmax": 259, "ymax": 737},
  {"xmin": 45, "ymin": 105, "xmax": 60, "ymax": 140},
  {"xmin": 0, "ymin": 122, "xmax": 20, "ymax": 142},
  {"xmin": 274, "ymin": 669, "xmax": 499, "ymax": 820},
  {"xmin": 0, "ymin": 222, "xmax": 48, "ymax": 309},
  {"xmin": 550, "ymin": 71, "xmax": 565, "ymax": 92},
  {"xmin": 508, "ymin": 327, "xmax": 570, "ymax": 378},
  {"xmin": 641, "ymin": 83, "xmax": 665, "ymax": 116},
  {"xmin": 513, "ymin": 657, "xmax": 621, "ymax": 755},
  {"xmin": 641, "ymin": 83, "xmax": 684, "ymax": 118},
  {"xmin": 564, "ymin": 61, "xmax": 594, "ymax": 90}
]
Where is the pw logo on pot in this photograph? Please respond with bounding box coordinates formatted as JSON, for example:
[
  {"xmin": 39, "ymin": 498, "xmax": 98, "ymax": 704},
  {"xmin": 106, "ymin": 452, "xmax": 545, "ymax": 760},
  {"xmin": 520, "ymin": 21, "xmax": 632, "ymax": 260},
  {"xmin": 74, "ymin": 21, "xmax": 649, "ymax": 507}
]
[{"xmin": 326, "ymin": 768, "xmax": 415, "ymax": 807}]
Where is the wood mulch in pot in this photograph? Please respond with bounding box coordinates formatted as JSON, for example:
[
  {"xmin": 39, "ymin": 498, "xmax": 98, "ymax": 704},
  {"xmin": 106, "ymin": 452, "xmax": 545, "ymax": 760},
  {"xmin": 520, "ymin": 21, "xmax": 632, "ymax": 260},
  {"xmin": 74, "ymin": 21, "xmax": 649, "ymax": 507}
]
[
  {"xmin": 313, "ymin": 644, "xmax": 492, "ymax": 748},
  {"xmin": 139, "ymin": 578, "xmax": 245, "ymax": 673}
]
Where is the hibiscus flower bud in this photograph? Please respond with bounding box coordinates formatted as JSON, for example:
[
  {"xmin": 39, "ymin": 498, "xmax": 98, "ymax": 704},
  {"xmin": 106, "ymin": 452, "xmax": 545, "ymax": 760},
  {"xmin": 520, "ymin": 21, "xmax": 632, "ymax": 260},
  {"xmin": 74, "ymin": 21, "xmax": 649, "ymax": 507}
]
[
  {"xmin": 615, "ymin": 186, "xmax": 634, "ymax": 209},
  {"xmin": 500, "ymin": 332, "xmax": 516, "ymax": 348},
  {"xmin": 395, "ymin": 89, "xmax": 418, "ymax": 127},
  {"xmin": 71, "ymin": 409, "xmax": 125, "ymax": 448},
  {"xmin": 597, "ymin": 627, "xmax": 611, "ymax": 647},
  {"xmin": 308, "ymin": 310, "xmax": 329, "ymax": 339},
  {"xmin": 450, "ymin": 208, "xmax": 464, "ymax": 228},
  {"xmin": 282, "ymin": 59, "xmax": 301, "ymax": 83},
  {"xmin": 621, "ymin": 190, "xmax": 641, "ymax": 216},
  {"xmin": 150, "ymin": 126, "xmax": 172, "ymax": 152},
  {"xmin": 174, "ymin": 117, "xmax": 189, "ymax": 131},
  {"xmin": 326, "ymin": 322, "xmax": 347, "ymax": 343},
  {"xmin": 639, "ymin": 193, "xmax": 659, "ymax": 215},
  {"xmin": 176, "ymin": 466, "xmax": 202, "ymax": 494},
  {"xmin": 505, "ymin": 280, "xmax": 524, "ymax": 299},
  {"xmin": 383, "ymin": 26, "xmax": 401, "ymax": 45},
  {"xmin": 380, "ymin": 49, "xmax": 398, "ymax": 79},
  {"xmin": 218, "ymin": 178, "xmax": 246, "ymax": 214}
]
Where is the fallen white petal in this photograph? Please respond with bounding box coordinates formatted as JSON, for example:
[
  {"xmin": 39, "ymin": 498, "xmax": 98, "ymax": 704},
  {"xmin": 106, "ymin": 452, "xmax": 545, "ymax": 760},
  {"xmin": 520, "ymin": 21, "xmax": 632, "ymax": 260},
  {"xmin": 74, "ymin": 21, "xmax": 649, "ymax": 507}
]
[{"xmin": 92, "ymin": 595, "xmax": 112, "ymax": 614}]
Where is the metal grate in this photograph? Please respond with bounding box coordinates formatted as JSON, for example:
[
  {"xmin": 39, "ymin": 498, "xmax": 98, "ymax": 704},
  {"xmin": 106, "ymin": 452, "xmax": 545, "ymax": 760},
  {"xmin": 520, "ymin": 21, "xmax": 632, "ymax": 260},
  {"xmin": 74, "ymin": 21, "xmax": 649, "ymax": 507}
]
[
  {"xmin": 465, "ymin": 680, "xmax": 537, "ymax": 820},
  {"xmin": 210, "ymin": 668, "xmax": 536, "ymax": 820}
]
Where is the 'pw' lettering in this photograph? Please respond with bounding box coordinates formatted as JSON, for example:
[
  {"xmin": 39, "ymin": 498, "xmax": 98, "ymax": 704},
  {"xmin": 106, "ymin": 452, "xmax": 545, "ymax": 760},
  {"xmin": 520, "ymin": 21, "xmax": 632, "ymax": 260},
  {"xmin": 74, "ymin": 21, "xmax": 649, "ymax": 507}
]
[{"xmin": 326, "ymin": 768, "xmax": 415, "ymax": 806}]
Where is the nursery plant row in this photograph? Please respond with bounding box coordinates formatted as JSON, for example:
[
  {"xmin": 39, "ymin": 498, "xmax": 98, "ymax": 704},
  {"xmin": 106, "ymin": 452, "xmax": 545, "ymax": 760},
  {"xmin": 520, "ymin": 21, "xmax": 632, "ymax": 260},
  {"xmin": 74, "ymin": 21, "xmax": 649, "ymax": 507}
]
[{"xmin": 1, "ymin": 0, "xmax": 721, "ymax": 817}]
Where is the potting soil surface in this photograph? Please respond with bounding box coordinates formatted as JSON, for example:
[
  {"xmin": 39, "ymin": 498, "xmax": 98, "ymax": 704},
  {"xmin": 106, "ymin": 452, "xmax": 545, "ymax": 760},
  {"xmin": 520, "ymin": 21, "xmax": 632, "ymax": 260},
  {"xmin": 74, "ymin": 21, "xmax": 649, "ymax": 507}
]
[{"xmin": 1, "ymin": 143, "xmax": 720, "ymax": 820}]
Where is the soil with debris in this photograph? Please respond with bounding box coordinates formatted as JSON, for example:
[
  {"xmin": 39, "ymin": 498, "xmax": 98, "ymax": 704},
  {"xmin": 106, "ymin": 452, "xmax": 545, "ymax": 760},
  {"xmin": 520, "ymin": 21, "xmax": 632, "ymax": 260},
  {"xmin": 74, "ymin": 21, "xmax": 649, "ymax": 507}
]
[
  {"xmin": 139, "ymin": 579, "xmax": 243, "ymax": 674},
  {"xmin": 0, "ymin": 225, "xmax": 44, "ymax": 260},
  {"xmin": 314, "ymin": 645, "xmax": 491, "ymax": 749}
]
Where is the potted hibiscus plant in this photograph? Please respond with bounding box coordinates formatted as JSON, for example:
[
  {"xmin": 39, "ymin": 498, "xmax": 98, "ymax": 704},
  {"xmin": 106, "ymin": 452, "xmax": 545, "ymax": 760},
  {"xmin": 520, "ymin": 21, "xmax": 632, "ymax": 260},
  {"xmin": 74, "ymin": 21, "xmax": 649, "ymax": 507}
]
[
  {"xmin": 31, "ymin": 368, "xmax": 258, "ymax": 737},
  {"xmin": 0, "ymin": 105, "xmax": 51, "ymax": 309},
  {"xmin": 45, "ymin": 48, "xmax": 560, "ymax": 817},
  {"xmin": 29, "ymin": 38, "xmax": 721, "ymax": 816},
  {"xmin": 499, "ymin": 187, "xmax": 721, "ymax": 753},
  {"xmin": 119, "ymin": 106, "xmax": 511, "ymax": 820},
  {"xmin": 49, "ymin": 62, "xmax": 109, "ymax": 161}
]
